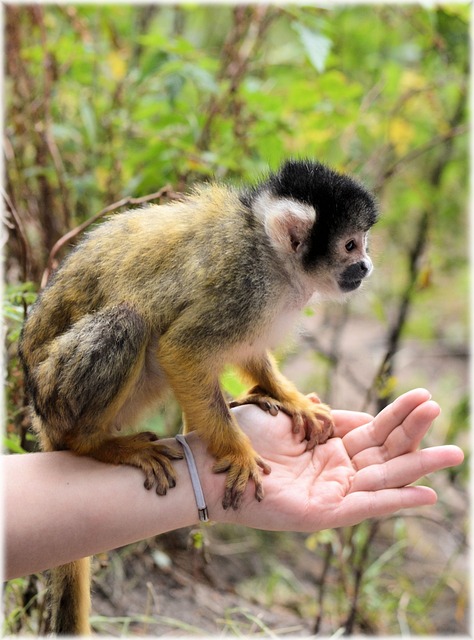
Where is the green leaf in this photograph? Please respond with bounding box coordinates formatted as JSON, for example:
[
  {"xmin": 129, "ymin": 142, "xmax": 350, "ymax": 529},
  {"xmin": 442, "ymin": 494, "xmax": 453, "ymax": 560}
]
[
  {"xmin": 305, "ymin": 529, "xmax": 337, "ymax": 551},
  {"xmin": 292, "ymin": 22, "xmax": 332, "ymax": 73},
  {"xmin": 3, "ymin": 435, "xmax": 26, "ymax": 454},
  {"xmin": 79, "ymin": 99, "xmax": 97, "ymax": 148},
  {"xmin": 220, "ymin": 366, "xmax": 246, "ymax": 398}
]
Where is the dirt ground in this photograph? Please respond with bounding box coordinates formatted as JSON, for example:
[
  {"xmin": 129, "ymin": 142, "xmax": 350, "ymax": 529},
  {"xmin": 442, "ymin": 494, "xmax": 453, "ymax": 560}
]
[{"xmin": 90, "ymin": 512, "xmax": 468, "ymax": 636}]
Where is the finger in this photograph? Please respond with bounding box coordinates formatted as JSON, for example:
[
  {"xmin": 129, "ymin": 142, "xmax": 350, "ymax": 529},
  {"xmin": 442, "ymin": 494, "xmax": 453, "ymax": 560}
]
[
  {"xmin": 351, "ymin": 400, "xmax": 441, "ymax": 469},
  {"xmin": 382, "ymin": 400, "xmax": 440, "ymax": 455},
  {"xmin": 331, "ymin": 410, "xmax": 374, "ymax": 438},
  {"xmin": 335, "ymin": 486, "xmax": 438, "ymax": 527},
  {"xmin": 350, "ymin": 445, "xmax": 464, "ymax": 493},
  {"xmin": 343, "ymin": 388, "xmax": 432, "ymax": 457}
]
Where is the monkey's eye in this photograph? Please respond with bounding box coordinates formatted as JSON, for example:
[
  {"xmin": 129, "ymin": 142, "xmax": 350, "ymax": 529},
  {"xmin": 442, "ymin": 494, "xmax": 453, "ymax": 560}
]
[{"xmin": 345, "ymin": 240, "xmax": 357, "ymax": 252}]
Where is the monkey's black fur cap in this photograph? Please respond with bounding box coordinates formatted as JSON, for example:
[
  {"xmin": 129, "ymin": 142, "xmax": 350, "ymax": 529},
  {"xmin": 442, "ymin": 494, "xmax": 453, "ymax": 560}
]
[{"xmin": 243, "ymin": 159, "xmax": 379, "ymax": 268}]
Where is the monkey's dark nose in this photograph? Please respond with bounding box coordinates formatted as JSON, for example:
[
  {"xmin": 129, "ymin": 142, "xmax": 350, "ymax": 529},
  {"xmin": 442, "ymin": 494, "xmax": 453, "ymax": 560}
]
[
  {"xmin": 337, "ymin": 259, "xmax": 373, "ymax": 292},
  {"xmin": 342, "ymin": 261, "xmax": 370, "ymax": 281}
]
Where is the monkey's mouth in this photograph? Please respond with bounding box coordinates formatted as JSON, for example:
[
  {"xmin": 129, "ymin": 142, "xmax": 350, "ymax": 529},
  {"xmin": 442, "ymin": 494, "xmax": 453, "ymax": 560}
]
[{"xmin": 338, "ymin": 279, "xmax": 362, "ymax": 292}]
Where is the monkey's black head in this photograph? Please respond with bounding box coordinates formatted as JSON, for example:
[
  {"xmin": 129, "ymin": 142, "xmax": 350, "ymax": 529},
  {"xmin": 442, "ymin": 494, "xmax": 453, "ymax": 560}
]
[{"xmin": 244, "ymin": 159, "xmax": 379, "ymax": 299}]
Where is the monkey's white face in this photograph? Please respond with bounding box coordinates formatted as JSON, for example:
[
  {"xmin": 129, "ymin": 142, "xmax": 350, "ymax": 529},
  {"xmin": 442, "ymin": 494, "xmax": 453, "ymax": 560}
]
[
  {"xmin": 307, "ymin": 230, "xmax": 373, "ymax": 301},
  {"xmin": 334, "ymin": 231, "xmax": 373, "ymax": 293},
  {"xmin": 252, "ymin": 190, "xmax": 375, "ymax": 303}
]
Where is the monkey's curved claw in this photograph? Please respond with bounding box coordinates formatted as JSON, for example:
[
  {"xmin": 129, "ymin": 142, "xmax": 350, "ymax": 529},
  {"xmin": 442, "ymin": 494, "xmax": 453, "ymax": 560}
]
[
  {"xmin": 143, "ymin": 439, "xmax": 185, "ymax": 495},
  {"xmin": 229, "ymin": 386, "xmax": 282, "ymax": 417},
  {"xmin": 89, "ymin": 431, "xmax": 184, "ymax": 496},
  {"xmin": 213, "ymin": 451, "xmax": 271, "ymax": 510},
  {"xmin": 230, "ymin": 397, "xmax": 280, "ymax": 416},
  {"xmin": 293, "ymin": 401, "xmax": 335, "ymax": 450}
]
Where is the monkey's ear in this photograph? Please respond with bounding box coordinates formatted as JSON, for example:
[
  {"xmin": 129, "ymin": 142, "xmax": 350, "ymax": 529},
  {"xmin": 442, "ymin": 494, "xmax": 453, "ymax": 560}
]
[{"xmin": 253, "ymin": 192, "xmax": 316, "ymax": 255}]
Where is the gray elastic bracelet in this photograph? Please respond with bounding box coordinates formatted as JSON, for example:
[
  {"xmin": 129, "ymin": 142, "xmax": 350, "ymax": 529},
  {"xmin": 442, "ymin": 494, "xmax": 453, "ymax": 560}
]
[{"xmin": 175, "ymin": 434, "xmax": 209, "ymax": 523}]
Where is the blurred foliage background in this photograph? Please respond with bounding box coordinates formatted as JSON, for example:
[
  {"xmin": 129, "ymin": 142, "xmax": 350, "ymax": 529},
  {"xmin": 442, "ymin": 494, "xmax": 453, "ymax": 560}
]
[{"xmin": 4, "ymin": 3, "xmax": 469, "ymax": 636}]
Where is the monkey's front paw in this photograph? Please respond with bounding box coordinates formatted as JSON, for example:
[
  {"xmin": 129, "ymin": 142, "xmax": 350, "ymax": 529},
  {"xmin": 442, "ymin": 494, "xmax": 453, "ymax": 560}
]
[
  {"xmin": 231, "ymin": 387, "xmax": 334, "ymax": 451},
  {"xmin": 212, "ymin": 449, "xmax": 271, "ymax": 511},
  {"xmin": 230, "ymin": 386, "xmax": 281, "ymax": 417}
]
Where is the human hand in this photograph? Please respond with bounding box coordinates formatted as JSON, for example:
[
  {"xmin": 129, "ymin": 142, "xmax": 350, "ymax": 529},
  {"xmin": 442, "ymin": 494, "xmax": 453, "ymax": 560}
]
[{"xmin": 197, "ymin": 388, "xmax": 463, "ymax": 531}]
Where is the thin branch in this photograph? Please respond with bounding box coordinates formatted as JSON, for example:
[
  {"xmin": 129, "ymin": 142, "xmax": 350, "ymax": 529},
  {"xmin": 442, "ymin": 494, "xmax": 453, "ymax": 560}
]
[
  {"xmin": 372, "ymin": 123, "xmax": 468, "ymax": 192},
  {"xmin": 313, "ymin": 542, "xmax": 333, "ymax": 634},
  {"xmin": 342, "ymin": 521, "xmax": 380, "ymax": 635},
  {"xmin": 2, "ymin": 188, "xmax": 32, "ymax": 293},
  {"xmin": 365, "ymin": 208, "xmax": 429, "ymax": 411},
  {"xmin": 300, "ymin": 331, "xmax": 368, "ymax": 399}
]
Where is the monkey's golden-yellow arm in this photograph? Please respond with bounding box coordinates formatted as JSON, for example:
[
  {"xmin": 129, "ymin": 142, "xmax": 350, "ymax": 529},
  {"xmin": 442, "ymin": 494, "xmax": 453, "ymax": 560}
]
[{"xmin": 235, "ymin": 351, "xmax": 334, "ymax": 450}]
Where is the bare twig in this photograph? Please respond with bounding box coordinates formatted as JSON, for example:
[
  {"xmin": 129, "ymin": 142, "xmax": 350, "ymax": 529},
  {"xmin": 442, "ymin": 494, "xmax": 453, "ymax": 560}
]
[
  {"xmin": 300, "ymin": 331, "xmax": 368, "ymax": 400},
  {"xmin": 342, "ymin": 521, "xmax": 380, "ymax": 635},
  {"xmin": 2, "ymin": 188, "xmax": 31, "ymax": 289},
  {"xmin": 365, "ymin": 208, "xmax": 429, "ymax": 411},
  {"xmin": 313, "ymin": 542, "xmax": 333, "ymax": 634},
  {"xmin": 40, "ymin": 185, "xmax": 180, "ymax": 288},
  {"xmin": 372, "ymin": 123, "xmax": 468, "ymax": 192}
]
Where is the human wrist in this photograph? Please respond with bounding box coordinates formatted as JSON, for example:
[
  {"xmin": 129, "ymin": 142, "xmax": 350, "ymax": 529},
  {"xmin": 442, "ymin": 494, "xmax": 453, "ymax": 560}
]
[
  {"xmin": 175, "ymin": 434, "xmax": 210, "ymax": 522},
  {"xmin": 172, "ymin": 432, "xmax": 227, "ymax": 524},
  {"xmin": 173, "ymin": 431, "xmax": 263, "ymax": 527}
]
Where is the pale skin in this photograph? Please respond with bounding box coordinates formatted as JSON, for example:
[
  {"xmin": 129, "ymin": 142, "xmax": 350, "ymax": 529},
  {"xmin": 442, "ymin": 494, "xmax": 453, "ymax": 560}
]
[{"xmin": 4, "ymin": 388, "xmax": 463, "ymax": 580}]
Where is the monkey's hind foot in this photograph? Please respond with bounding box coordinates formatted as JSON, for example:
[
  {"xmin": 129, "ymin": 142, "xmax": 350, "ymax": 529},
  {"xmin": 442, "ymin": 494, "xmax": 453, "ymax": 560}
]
[
  {"xmin": 231, "ymin": 387, "xmax": 334, "ymax": 450},
  {"xmin": 84, "ymin": 432, "xmax": 184, "ymax": 495},
  {"xmin": 212, "ymin": 446, "xmax": 271, "ymax": 511}
]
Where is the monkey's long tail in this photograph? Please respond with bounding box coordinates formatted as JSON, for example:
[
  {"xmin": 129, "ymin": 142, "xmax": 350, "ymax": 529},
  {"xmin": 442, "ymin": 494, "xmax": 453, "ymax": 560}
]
[
  {"xmin": 49, "ymin": 558, "xmax": 91, "ymax": 635},
  {"xmin": 33, "ymin": 422, "xmax": 91, "ymax": 635}
]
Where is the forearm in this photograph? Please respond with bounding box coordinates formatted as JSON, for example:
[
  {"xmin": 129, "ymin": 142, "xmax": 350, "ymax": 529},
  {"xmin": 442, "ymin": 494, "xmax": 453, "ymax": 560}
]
[
  {"xmin": 4, "ymin": 436, "xmax": 228, "ymax": 580},
  {"xmin": 5, "ymin": 395, "xmax": 463, "ymax": 579}
]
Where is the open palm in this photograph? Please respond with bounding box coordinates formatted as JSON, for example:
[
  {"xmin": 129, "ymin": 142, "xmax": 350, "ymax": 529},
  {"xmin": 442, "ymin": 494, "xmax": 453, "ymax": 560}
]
[{"xmin": 210, "ymin": 388, "xmax": 463, "ymax": 531}]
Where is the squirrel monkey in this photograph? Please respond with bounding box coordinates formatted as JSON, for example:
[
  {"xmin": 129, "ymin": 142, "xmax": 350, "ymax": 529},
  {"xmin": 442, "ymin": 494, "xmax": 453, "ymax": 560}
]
[{"xmin": 19, "ymin": 159, "xmax": 378, "ymax": 634}]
